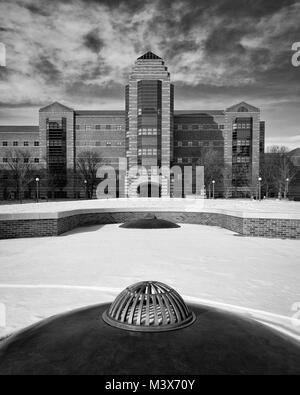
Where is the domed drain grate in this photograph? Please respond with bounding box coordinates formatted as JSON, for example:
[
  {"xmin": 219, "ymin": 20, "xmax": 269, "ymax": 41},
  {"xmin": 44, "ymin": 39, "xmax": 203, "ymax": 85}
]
[
  {"xmin": 102, "ymin": 281, "xmax": 196, "ymax": 332},
  {"xmin": 119, "ymin": 215, "xmax": 180, "ymax": 229}
]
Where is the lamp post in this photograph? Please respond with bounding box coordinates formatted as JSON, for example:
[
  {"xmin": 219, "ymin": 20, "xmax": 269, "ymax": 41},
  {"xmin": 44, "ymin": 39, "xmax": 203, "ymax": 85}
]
[
  {"xmin": 35, "ymin": 177, "xmax": 40, "ymax": 203},
  {"xmin": 84, "ymin": 179, "xmax": 88, "ymax": 199},
  {"xmin": 212, "ymin": 180, "xmax": 215, "ymax": 199},
  {"xmin": 258, "ymin": 177, "xmax": 262, "ymax": 201},
  {"xmin": 285, "ymin": 178, "xmax": 290, "ymax": 199}
]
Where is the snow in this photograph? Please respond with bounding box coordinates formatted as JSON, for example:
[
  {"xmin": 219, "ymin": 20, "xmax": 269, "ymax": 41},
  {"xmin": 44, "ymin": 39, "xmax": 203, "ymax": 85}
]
[
  {"xmin": 0, "ymin": 223, "xmax": 300, "ymax": 339},
  {"xmin": 0, "ymin": 198, "xmax": 299, "ymax": 217}
]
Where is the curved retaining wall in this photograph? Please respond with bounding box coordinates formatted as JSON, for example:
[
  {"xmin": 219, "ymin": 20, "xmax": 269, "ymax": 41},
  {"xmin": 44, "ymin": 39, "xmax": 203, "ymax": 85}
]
[{"xmin": 0, "ymin": 210, "xmax": 299, "ymax": 239}]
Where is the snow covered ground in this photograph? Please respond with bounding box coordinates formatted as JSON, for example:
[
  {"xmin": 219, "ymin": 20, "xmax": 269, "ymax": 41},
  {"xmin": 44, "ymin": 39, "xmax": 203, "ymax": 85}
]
[
  {"xmin": 0, "ymin": 223, "xmax": 300, "ymax": 339},
  {"xmin": 0, "ymin": 198, "xmax": 299, "ymax": 216}
]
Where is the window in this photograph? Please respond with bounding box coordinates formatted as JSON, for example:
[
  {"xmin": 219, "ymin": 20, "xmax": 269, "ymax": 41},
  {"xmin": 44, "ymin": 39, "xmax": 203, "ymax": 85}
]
[
  {"xmin": 138, "ymin": 109, "xmax": 142, "ymax": 116},
  {"xmin": 95, "ymin": 125, "xmax": 101, "ymax": 130},
  {"xmin": 49, "ymin": 122, "xmax": 60, "ymax": 129},
  {"xmin": 2, "ymin": 158, "xmax": 7, "ymax": 163},
  {"xmin": 138, "ymin": 149, "xmax": 142, "ymax": 156},
  {"xmin": 24, "ymin": 158, "xmax": 29, "ymax": 164},
  {"xmin": 153, "ymin": 148, "xmax": 157, "ymax": 155},
  {"xmin": 2, "ymin": 141, "xmax": 7, "ymax": 147},
  {"xmin": 13, "ymin": 141, "xmax": 18, "ymax": 146},
  {"xmin": 177, "ymin": 124, "xmax": 182, "ymax": 131},
  {"xmin": 116, "ymin": 125, "xmax": 123, "ymax": 130},
  {"xmin": 192, "ymin": 125, "xmax": 199, "ymax": 130},
  {"xmin": 95, "ymin": 141, "xmax": 101, "ymax": 146},
  {"xmin": 177, "ymin": 141, "xmax": 182, "ymax": 147},
  {"xmin": 106, "ymin": 142, "xmax": 112, "ymax": 146},
  {"xmin": 106, "ymin": 125, "xmax": 111, "ymax": 130},
  {"xmin": 85, "ymin": 126, "xmax": 91, "ymax": 132},
  {"xmin": 76, "ymin": 125, "xmax": 80, "ymax": 130},
  {"xmin": 182, "ymin": 125, "xmax": 188, "ymax": 130},
  {"xmin": 24, "ymin": 141, "xmax": 29, "ymax": 146},
  {"xmin": 177, "ymin": 157, "xmax": 183, "ymax": 164},
  {"xmin": 188, "ymin": 141, "xmax": 193, "ymax": 147},
  {"xmin": 34, "ymin": 158, "xmax": 39, "ymax": 163},
  {"xmin": 219, "ymin": 125, "xmax": 225, "ymax": 130},
  {"xmin": 238, "ymin": 106, "xmax": 249, "ymax": 112},
  {"xmin": 49, "ymin": 140, "xmax": 62, "ymax": 147},
  {"xmin": 34, "ymin": 141, "xmax": 39, "ymax": 147}
]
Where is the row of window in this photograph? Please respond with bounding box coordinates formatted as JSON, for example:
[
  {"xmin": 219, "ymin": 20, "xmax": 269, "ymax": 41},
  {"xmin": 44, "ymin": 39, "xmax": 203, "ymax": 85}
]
[
  {"xmin": 138, "ymin": 128, "xmax": 159, "ymax": 135},
  {"xmin": 233, "ymin": 157, "xmax": 251, "ymax": 163},
  {"xmin": 137, "ymin": 148, "xmax": 158, "ymax": 156},
  {"xmin": 76, "ymin": 125, "xmax": 124, "ymax": 131},
  {"xmin": 233, "ymin": 140, "xmax": 251, "ymax": 146},
  {"xmin": 176, "ymin": 141, "xmax": 222, "ymax": 147},
  {"xmin": 48, "ymin": 157, "xmax": 66, "ymax": 164},
  {"xmin": 138, "ymin": 109, "xmax": 161, "ymax": 116},
  {"xmin": 233, "ymin": 146, "xmax": 251, "ymax": 155},
  {"xmin": 47, "ymin": 141, "xmax": 63, "ymax": 147},
  {"xmin": 2, "ymin": 158, "xmax": 40, "ymax": 163},
  {"xmin": 176, "ymin": 158, "xmax": 193, "ymax": 164},
  {"xmin": 96, "ymin": 141, "xmax": 124, "ymax": 147},
  {"xmin": 233, "ymin": 123, "xmax": 252, "ymax": 130},
  {"xmin": 175, "ymin": 124, "xmax": 225, "ymax": 131},
  {"xmin": 77, "ymin": 141, "xmax": 124, "ymax": 147},
  {"xmin": 2, "ymin": 141, "xmax": 39, "ymax": 147}
]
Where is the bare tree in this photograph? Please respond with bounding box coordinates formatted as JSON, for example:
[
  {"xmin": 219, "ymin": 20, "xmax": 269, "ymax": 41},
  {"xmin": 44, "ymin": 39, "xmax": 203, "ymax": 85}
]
[
  {"xmin": 266, "ymin": 146, "xmax": 296, "ymax": 198},
  {"xmin": 5, "ymin": 149, "xmax": 38, "ymax": 203},
  {"xmin": 196, "ymin": 148, "xmax": 223, "ymax": 197},
  {"xmin": 76, "ymin": 150, "xmax": 101, "ymax": 199}
]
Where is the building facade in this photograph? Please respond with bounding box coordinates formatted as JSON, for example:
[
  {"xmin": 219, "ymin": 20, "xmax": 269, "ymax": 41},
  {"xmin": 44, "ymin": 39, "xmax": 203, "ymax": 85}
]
[{"xmin": 0, "ymin": 52, "xmax": 266, "ymax": 199}]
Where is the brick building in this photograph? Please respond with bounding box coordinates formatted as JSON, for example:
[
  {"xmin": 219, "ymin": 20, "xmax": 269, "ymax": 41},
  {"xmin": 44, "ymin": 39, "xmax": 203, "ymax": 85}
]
[{"xmin": 0, "ymin": 51, "xmax": 266, "ymax": 199}]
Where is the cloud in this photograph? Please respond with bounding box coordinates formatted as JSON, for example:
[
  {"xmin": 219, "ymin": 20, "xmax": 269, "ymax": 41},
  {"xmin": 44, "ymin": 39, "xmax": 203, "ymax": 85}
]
[
  {"xmin": 0, "ymin": 0, "xmax": 299, "ymax": 144},
  {"xmin": 83, "ymin": 29, "xmax": 105, "ymax": 53}
]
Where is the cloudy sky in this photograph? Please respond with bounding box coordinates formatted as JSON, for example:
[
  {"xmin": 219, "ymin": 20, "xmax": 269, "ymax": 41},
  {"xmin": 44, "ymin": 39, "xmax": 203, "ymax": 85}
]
[{"xmin": 0, "ymin": 0, "xmax": 299, "ymax": 148}]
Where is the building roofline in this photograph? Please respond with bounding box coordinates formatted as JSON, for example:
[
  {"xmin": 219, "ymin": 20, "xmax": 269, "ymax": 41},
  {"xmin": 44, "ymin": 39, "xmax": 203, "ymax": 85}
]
[
  {"xmin": 0, "ymin": 126, "xmax": 39, "ymax": 133},
  {"xmin": 75, "ymin": 110, "xmax": 125, "ymax": 116},
  {"xmin": 174, "ymin": 110, "xmax": 225, "ymax": 116}
]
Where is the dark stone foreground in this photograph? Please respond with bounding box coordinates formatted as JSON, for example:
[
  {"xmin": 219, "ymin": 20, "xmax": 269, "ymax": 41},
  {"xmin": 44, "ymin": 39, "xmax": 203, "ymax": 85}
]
[{"xmin": 1, "ymin": 303, "xmax": 300, "ymax": 375}]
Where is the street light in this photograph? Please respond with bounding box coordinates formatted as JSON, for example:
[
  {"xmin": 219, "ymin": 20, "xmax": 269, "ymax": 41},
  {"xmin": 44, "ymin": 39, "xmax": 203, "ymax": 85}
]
[
  {"xmin": 84, "ymin": 179, "xmax": 88, "ymax": 199},
  {"xmin": 285, "ymin": 178, "xmax": 290, "ymax": 199},
  {"xmin": 212, "ymin": 180, "xmax": 216, "ymax": 199},
  {"xmin": 258, "ymin": 177, "xmax": 262, "ymax": 201},
  {"xmin": 35, "ymin": 177, "xmax": 40, "ymax": 203}
]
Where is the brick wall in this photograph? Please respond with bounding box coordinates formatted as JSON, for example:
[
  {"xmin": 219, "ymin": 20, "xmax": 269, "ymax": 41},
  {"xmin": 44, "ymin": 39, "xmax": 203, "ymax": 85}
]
[{"xmin": 1, "ymin": 211, "xmax": 299, "ymax": 240}]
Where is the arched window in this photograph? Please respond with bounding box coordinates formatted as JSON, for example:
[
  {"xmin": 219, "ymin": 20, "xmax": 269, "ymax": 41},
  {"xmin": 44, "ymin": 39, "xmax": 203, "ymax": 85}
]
[{"xmin": 238, "ymin": 106, "xmax": 249, "ymax": 112}]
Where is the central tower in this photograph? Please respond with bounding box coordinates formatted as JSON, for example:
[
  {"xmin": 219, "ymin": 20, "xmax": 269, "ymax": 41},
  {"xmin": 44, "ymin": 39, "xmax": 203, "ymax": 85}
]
[{"xmin": 125, "ymin": 52, "xmax": 174, "ymax": 197}]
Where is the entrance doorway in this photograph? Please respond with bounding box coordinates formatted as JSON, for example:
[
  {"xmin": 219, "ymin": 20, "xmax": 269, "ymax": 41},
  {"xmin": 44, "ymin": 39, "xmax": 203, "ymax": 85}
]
[{"xmin": 137, "ymin": 182, "xmax": 162, "ymax": 198}]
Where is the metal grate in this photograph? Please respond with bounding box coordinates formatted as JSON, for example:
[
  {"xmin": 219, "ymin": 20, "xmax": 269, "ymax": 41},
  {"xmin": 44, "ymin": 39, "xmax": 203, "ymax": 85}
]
[{"xmin": 102, "ymin": 281, "xmax": 196, "ymax": 332}]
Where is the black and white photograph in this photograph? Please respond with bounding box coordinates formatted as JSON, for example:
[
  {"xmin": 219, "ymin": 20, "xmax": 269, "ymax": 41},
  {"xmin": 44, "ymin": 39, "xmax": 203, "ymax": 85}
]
[{"xmin": 0, "ymin": 0, "xmax": 300, "ymax": 379}]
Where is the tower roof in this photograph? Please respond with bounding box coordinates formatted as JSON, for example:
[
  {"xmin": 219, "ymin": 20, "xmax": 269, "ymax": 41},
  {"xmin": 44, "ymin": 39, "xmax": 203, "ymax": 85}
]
[{"xmin": 138, "ymin": 51, "xmax": 162, "ymax": 60}]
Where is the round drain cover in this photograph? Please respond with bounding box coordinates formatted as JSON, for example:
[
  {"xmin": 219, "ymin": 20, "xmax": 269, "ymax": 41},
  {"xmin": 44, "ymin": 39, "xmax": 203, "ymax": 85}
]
[
  {"xmin": 119, "ymin": 215, "xmax": 180, "ymax": 229},
  {"xmin": 102, "ymin": 281, "xmax": 196, "ymax": 332}
]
